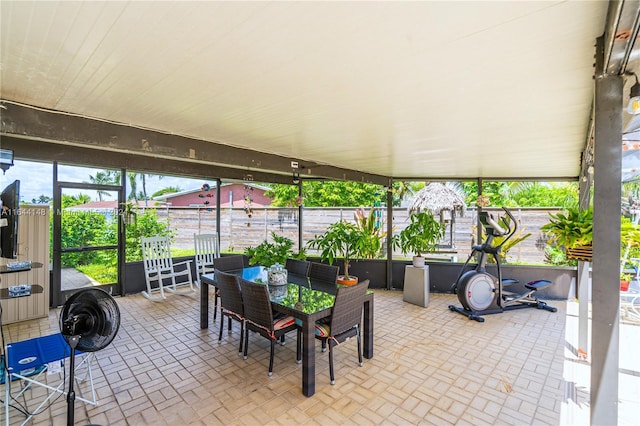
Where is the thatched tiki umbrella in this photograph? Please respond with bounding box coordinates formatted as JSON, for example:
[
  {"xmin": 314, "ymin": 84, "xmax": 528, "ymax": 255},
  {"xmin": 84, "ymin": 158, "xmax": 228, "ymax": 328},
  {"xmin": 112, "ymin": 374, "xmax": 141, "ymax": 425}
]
[{"xmin": 408, "ymin": 182, "xmax": 466, "ymax": 248}]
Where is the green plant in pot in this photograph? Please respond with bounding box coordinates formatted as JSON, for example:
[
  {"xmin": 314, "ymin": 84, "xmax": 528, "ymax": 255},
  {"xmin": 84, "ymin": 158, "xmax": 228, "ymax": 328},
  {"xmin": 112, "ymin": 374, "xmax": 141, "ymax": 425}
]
[
  {"xmin": 245, "ymin": 232, "xmax": 305, "ymax": 267},
  {"xmin": 391, "ymin": 212, "xmax": 444, "ymax": 268},
  {"xmin": 307, "ymin": 220, "xmax": 361, "ymax": 285},
  {"xmin": 541, "ymin": 206, "xmax": 593, "ymax": 261}
]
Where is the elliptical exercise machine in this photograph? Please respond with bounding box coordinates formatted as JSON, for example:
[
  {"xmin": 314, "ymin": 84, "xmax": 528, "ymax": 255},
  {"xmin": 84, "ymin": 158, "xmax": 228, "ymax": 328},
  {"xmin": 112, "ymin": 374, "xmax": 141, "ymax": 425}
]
[{"xmin": 449, "ymin": 207, "xmax": 557, "ymax": 322}]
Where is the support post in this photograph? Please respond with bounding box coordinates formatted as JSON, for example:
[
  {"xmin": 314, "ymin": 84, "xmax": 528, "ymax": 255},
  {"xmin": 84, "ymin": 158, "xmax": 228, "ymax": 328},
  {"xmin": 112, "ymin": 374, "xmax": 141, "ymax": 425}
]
[{"xmin": 591, "ymin": 35, "xmax": 622, "ymax": 426}]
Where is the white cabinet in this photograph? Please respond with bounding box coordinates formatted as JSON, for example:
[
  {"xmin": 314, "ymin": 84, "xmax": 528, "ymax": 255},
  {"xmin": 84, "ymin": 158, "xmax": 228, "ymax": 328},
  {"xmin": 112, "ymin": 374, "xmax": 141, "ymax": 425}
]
[
  {"xmin": 0, "ymin": 205, "xmax": 50, "ymax": 324},
  {"xmin": 403, "ymin": 265, "xmax": 429, "ymax": 307}
]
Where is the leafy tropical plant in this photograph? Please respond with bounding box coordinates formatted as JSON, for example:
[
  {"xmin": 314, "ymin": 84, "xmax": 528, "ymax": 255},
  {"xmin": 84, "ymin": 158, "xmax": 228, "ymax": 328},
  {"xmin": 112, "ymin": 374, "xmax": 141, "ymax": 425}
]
[
  {"xmin": 353, "ymin": 207, "xmax": 389, "ymax": 259},
  {"xmin": 391, "ymin": 212, "xmax": 444, "ymax": 258},
  {"xmin": 540, "ymin": 206, "xmax": 593, "ymax": 249},
  {"xmin": 245, "ymin": 232, "xmax": 305, "ymax": 267}
]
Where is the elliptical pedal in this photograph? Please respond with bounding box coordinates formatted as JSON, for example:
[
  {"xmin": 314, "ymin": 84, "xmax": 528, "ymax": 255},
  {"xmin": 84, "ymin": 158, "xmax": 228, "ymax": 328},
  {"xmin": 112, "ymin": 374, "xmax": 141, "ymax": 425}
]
[{"xmin": 524, "ymin": 279, "xmax": 552, "ymax": 291}]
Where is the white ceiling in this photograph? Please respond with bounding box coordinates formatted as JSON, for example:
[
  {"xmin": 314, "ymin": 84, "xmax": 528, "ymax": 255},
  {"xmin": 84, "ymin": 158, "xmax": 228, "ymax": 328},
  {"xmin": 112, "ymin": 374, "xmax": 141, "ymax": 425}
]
[{"xmin": 0, "ymin": 1, "xmax": 621, "ymax": 180}]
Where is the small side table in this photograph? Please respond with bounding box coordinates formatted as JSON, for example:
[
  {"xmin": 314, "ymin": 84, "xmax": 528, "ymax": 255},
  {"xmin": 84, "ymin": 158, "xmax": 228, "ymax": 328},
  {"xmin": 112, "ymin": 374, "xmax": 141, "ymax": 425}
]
[{"xmin": 403, "ymin": 265, "xmax": 429, "ymax": 307}]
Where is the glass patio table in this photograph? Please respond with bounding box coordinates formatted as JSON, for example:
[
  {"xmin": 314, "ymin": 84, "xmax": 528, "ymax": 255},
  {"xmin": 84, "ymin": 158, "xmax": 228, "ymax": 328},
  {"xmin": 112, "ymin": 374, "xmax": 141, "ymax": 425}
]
[{"xmin": 200, "ymin": 266, "xmax": 374, "ymax": 397}]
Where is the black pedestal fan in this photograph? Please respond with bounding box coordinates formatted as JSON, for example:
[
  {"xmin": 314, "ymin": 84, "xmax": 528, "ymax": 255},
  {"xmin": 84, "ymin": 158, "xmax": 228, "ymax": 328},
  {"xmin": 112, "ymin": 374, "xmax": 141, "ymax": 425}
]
[{"xmin": 59, "ymin": 288, "xmax": 120, "ymax": 426}]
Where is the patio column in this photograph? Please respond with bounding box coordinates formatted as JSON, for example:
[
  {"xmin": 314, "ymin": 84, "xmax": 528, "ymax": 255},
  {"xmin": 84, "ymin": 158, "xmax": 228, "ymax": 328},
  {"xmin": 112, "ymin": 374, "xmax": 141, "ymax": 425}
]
[
  {"xmin": 298, "ymin": 179, "xmax": 303, "ymax": 252},
  {"xmin": 591, "ymin": 35, "xmax": 622, "ymax": 426}
]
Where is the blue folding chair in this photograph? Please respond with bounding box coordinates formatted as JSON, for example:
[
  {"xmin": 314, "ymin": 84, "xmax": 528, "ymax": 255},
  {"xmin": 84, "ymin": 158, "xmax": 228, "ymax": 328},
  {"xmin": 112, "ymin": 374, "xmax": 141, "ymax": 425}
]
[{"xmin": 3, "ymin": 333, "xmax": 96, "ymax": 426}]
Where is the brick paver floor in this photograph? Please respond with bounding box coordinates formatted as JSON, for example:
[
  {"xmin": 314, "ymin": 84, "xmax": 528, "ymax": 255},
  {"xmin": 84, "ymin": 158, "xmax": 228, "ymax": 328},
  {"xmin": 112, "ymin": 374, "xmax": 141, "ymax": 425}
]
[{"xmin": 2, "ymin": 289, "xmax": 638, "ymax": 425}]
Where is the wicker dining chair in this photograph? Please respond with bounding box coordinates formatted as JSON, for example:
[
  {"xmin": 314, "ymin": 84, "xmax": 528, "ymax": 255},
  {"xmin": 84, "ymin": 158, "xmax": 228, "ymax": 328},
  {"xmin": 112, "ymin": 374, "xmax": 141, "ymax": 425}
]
[
  {"xmin": 309, "ymin": 262, "xmax": 339, "ymax": 283},
  {"xmin": 314, "ymin": 279, "xmax": 370, "ymax": 385},
  {"xmin": 285, "ymin": 258, "xmax": 311, "ymax": 276},
  {"xmin": 214, "ymin": 270, "xmax": 245, "ymax": 355},
  {"xmin": 238, "ymin": 278, "xmax": 301, "ymax": 376},
  {"xmin": 213, "ymin": 255, "xmax": 245, "ymax": 272}
]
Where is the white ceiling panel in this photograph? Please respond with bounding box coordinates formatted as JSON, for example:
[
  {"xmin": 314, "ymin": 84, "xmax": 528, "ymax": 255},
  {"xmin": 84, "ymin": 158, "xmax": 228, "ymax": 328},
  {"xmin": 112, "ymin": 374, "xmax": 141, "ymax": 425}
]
[{"xmin": 0, "ymin": 1, "xmax": 613, "ymax": 179}]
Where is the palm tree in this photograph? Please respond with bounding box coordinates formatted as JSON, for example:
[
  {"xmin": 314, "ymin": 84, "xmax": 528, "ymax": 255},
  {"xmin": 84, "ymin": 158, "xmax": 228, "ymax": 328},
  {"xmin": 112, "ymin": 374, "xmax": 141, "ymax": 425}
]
[
  {"xmin": 127, "ymin": 172, "xmax": 139, "ymax": 202},
  {"xmin": 87, "ymin": 170, "xmax": 119, "ymax": 201},
  {"xmin": 128, "ymin": 172, "xmax": 163, "ymax": 206}
]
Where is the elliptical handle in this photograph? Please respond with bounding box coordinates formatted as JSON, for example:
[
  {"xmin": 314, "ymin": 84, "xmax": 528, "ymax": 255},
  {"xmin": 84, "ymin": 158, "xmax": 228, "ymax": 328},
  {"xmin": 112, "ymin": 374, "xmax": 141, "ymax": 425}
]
[
  {"xmin": 485, "ymin": 213, "xmax": 507, "ymax": 236},
  {"xmin": 502, "ymin": 207, "xmax": 517, "ymax": 233},
  {"xmin": 496, "ymin": 207, "xmax": 517, "ymax": 249}
]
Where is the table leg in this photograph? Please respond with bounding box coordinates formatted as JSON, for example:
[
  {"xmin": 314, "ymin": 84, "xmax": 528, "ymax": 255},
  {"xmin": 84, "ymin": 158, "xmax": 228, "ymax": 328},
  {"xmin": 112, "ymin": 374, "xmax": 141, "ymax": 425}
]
[
  {"xmin": 302, "ymin": 318, "xmax": 315, "ymax": 397},
  {"xmin": 363, "ymin": 297, "xmax": 374, "ymax": 359},
  {"xmin": 200, "ymin": 282, "xmax": 209, "ymax": 329}
]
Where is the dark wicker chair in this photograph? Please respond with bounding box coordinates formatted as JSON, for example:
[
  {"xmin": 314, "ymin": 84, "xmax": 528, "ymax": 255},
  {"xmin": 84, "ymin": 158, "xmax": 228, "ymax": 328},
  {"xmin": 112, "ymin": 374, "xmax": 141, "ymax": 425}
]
[
  {"xmin": 285, "ymin": 258, "xmax": 311, "ymax": 276},
  {"xmin": 215, "ymin": 270, "xmax": 245, "ymax": 355},
  {"xmin": 309, "ymin": 262, "xmax": 339, "ymax": 283},
  {"xmin": 314, "ymin": 279, "xmax": 370, "ymax": 385},
  {"xmin": 238, "ymin": 278, "xmax": 301, "ymax": 376},
  {"xmin": 213, "ymin": 255, "xmax": 245, "ymax": 272}
]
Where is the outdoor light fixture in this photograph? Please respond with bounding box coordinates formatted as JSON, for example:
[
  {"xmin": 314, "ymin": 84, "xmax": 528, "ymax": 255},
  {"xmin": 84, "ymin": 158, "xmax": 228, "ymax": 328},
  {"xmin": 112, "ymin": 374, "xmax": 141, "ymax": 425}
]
[
  {"xmin": 627, "ymin": 73, "xmax": 640, "ymax": 115},
  {"xmin": 0, "ymin": 149, "xmax": 14, "ymax": 174},
  {"xmin": 292, "ymin": 172, "xmax": 300, "ymax": 185}
]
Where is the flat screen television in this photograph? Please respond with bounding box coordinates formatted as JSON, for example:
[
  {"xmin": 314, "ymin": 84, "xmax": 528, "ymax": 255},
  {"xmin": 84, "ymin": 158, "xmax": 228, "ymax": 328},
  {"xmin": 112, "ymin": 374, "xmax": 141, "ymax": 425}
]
[{"xmin": 0, "ymin": 180, "xmax": 20, "ymax": 259}]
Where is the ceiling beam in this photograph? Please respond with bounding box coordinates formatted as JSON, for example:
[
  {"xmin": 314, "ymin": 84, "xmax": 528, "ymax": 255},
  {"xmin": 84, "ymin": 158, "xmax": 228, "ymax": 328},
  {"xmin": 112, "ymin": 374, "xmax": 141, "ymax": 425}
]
[
  {"xmin": 0, "ymin": 136, "xmax": 297, "ymax": 185},
  {"xmin": 0, "ymin": 100, "xmax": 388, "ymax": 186}
]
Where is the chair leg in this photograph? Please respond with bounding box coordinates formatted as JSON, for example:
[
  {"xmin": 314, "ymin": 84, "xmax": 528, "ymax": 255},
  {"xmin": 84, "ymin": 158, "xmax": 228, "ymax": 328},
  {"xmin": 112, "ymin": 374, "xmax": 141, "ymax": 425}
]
[
  {"xmin": 280, "ymin": 334, "xmax": 285, "ymax": 346},
  {"xmin": 328, "ymin": 341, "xmax": 335, "ymax": 385},
  {"xmin": 218, "ymin": 310, "xmax": 224, "ymax": 343},
  {"xmin": 268, "ymin": 340, "xmax": 275, "ymax": 377},
  {"xmin": 228, "ymin": 316, "xmax": 232, "ymax": 332},
  {"xmin": 238, "ymin": 321, "xmax": 244, "ymax": 355},
  {"xmin": 213, "ymin": 289, "xmax": 218, "ymax": 320},
  {"xmin": 296, "ymin": 330, "xmax": 302, "ymax": 364},
  {"xmin": 243, "ymin": 329, "xmax": 249, "ymax": 360},
  {"xmin": 356, "ymin": 326, "xmax": 363, "ymax": 367},
  {"xmin": 322, "ymin": 340, "xmax": 326, "ymax": 352}
]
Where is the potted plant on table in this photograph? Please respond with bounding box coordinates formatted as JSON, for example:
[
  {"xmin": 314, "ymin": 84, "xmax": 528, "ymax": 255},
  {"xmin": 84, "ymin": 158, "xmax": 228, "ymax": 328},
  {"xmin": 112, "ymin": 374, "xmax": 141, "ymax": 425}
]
[
  {"xmin": 245, "ymin": 232, "xmax": 306, "ymax": 267},
  {"xmin": 540, "ymin": 206, "xmax": 593, "ymax": 261},
  {"xmin": 391, "ymin": 211, "xmax": 445, "ymax": 268}
]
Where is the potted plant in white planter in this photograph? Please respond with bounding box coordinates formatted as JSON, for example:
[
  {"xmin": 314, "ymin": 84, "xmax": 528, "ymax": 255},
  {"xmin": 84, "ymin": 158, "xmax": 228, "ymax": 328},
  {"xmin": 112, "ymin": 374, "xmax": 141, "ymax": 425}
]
[{"xmin": 392, "ymin": 212, "xmax": 445, "ymax": 267}]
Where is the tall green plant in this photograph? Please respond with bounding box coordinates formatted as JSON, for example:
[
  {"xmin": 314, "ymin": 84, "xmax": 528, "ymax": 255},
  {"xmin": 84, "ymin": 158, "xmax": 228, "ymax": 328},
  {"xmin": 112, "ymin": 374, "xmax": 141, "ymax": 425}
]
[{"xmin": 307, "ymin": 220, "xmax": 362, "ymax": 279}]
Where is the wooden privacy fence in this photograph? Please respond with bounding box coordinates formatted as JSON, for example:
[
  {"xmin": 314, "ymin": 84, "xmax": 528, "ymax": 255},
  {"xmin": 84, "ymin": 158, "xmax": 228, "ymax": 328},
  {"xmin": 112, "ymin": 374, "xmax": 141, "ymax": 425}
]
[{"xmin": 141, "ymin": 206, "xmax": 560, "ymax": 264}]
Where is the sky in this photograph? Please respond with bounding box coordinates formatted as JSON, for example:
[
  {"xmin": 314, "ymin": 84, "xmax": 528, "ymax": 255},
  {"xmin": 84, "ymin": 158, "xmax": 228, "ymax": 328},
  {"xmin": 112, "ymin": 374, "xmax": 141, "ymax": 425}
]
[{"xmin": 0, "ymin": 159, "xmax": 208, "ymax": 204}]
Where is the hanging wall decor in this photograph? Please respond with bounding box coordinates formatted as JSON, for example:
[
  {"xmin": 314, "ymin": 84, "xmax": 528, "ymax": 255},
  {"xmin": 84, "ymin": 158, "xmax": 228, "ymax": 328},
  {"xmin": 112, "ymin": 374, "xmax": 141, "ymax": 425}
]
[
  {"xmin": 243, "ymin": 174, "xmax": 254, "ymax": 227},
  {"xmin": 198, "ymin": 183, "xmax": 213, "ymax": 211}
]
